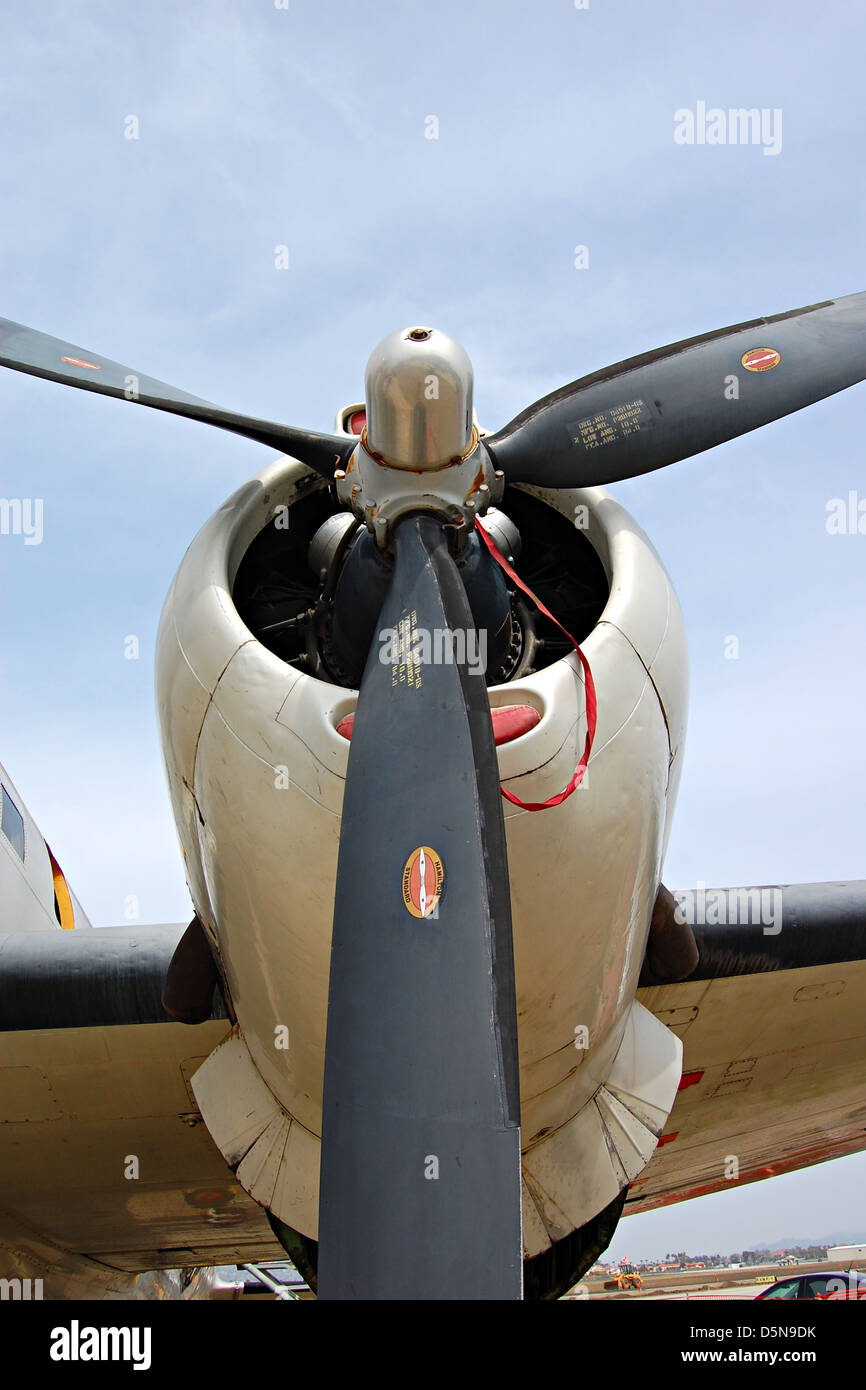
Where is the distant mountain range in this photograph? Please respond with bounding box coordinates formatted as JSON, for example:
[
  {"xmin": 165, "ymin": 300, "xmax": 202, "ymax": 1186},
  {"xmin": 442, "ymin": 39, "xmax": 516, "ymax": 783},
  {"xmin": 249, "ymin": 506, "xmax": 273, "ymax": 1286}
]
[{"xmin": 752, "ymin": 1232, "xmax": 866, "ymax": 1250}]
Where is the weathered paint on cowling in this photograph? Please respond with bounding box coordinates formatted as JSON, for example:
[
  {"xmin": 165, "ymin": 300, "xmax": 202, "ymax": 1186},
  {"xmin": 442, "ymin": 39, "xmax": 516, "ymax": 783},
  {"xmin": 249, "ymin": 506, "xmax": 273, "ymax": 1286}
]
[{"xmin": 155, "ymin": 459, "xmax": 687, "ymax": 1167}]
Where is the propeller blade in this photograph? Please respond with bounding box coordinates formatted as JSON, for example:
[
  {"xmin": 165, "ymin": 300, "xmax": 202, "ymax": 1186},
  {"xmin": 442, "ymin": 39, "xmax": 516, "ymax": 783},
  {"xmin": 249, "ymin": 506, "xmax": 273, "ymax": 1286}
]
[
  {"xmin": 0, "ymin": 317, "xmax": 353, "ymax": 478},
  {"xmin": 318, "ymin": 513, "xmax": 522, "ymax": 1300},
  {"xmin": 486, "ymin": 291, "xmax": 866, "ymax": 488}
]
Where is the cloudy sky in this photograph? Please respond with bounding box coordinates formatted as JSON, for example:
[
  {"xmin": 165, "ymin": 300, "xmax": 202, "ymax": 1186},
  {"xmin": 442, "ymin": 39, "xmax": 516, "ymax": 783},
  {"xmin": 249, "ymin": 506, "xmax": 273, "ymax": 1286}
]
[{"xmin": 1, "ymin": 1, "xmax": 864, "ymax": 1262}]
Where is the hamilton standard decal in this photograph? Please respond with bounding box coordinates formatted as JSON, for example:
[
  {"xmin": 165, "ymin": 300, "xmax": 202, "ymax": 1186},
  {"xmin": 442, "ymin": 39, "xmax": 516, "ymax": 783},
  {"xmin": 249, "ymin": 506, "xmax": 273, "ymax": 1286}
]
[
  {"xmin": 60, "ymin": 355, "xmax": 101, "ymax": 370},
  {"xmin": 741, "ymin": 347, "xmax": 781, "ymax": 373},
  {"xmin": 402, "ymin": 845, "xmax": 445, "ymax": 919}
]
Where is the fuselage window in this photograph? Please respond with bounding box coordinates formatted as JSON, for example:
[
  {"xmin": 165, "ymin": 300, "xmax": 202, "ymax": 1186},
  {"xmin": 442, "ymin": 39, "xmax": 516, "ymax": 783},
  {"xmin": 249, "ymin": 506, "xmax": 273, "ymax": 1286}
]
[{"xmin": 1, "ymin": 786, "xmax": 25, "ymax": 860}]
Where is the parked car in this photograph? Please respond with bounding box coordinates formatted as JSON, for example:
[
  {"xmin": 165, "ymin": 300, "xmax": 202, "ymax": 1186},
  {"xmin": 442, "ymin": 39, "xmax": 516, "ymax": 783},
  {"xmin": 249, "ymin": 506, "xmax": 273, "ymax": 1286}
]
[{"xmin": 757, "ymin": 1271, "xmax": 866, "ymax": 1300}]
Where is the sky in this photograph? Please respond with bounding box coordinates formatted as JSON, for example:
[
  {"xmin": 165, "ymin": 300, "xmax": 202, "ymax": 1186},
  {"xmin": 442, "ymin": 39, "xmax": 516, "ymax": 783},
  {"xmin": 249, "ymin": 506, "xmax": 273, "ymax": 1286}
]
[{"xmin": 0, "ymin": 0, "xmax": 864, "ymax": 1262}]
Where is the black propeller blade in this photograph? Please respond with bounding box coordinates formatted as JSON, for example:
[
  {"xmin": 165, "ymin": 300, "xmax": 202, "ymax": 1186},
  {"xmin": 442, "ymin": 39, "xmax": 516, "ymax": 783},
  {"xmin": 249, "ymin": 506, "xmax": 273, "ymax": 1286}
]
[
  {"xmin": 0, "ymin": 317, "xmax": 354, "ymax": 479},
  {"xmin": 318, "ymin": 513, "xmax": 522, "ymax": 1300},
  {"xmin": 486, "ymin": 290, "xmax": 866, "ymax": 488}
]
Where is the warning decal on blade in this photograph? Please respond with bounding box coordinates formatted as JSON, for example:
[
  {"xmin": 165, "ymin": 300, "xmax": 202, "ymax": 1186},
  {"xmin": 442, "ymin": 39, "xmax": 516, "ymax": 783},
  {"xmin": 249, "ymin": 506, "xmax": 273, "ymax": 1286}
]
[
  {"xmin": 567, "ymin": 398, "xmax": 655, "ymax": 451},
  {"xmin": 402, "ymin": 845, "xmax": 445, "ymax": 919},
  {"xmin": 741, "ymin": 347, "xmax": 781, "ymax": 372},
  {"xmin": 60, "ymin": 355, "xmax": 101, "ymax": 370}
]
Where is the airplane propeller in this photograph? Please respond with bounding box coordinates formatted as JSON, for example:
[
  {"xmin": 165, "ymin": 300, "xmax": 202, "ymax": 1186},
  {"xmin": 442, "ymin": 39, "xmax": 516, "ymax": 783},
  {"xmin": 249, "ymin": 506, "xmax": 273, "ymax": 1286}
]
[
  {"xmin": 485, "ymin": 292, "xmax": 866, "ymax": 488},
  {"xmin": 0, "ymin": 317, "xmax": 354, "ymax": 479},
  {"xmin": 3, "ymin": 289, "xmax": 866, "ymax": 1300}
]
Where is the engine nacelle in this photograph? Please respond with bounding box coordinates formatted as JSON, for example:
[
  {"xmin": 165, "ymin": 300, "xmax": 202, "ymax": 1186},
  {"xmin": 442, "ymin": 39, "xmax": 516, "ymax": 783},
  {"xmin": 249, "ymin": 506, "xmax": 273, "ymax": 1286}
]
[{"xmin": 155, "ymin": 457, "xmax": 688, "ymax": 1254}]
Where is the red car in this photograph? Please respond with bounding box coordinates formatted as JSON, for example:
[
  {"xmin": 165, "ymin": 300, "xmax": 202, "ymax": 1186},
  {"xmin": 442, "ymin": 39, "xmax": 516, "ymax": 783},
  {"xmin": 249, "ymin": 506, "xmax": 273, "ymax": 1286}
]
[{"xmin": 757, "ymin": 1271, "xmax": 866, "ymax": 1300}]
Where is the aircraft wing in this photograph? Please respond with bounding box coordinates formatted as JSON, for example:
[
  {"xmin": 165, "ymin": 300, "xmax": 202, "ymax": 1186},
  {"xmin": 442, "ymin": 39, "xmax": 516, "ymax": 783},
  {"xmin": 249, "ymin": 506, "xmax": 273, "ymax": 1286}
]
[
  {"xmin": 0, "ymin": 925, "xmax": 284, "ymax": 1297},
  {"xmin": 3, "ymin": 885, "xmax": 864, "ymax": 1292},
  {"xmin": 630, "ymin": 881, "xmax": 866, "ymax": 1215}
]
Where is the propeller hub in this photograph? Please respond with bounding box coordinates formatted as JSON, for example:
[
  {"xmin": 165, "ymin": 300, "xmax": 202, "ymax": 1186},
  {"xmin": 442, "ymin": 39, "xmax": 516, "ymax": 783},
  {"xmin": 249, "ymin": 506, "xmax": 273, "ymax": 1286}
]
[
  {"xmin": 364, "ymin": 326, "xmax": 474, "ymax": 471},
  {"xmin": 337, "ymin": 430, "xmax": 503, "ymax": 548},
  {"xmin": 338, "ymin": 332, "xmax": 503, "ymax": 546}
]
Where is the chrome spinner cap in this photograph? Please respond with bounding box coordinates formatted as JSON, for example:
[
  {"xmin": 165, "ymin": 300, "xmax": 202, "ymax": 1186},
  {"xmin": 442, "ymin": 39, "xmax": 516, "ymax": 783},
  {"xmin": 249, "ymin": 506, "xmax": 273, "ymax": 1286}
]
[{"xmin": 364, "ymin": 326, "xmax": 474, "ymax": 470}]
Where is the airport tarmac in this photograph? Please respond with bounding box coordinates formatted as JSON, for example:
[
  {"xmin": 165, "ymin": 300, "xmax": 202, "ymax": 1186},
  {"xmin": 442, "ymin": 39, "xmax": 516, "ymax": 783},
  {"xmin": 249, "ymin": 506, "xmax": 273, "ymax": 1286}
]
[{"xmin": 577, "ymin": 1261, "xmax": 839, "ymax": 1301}]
